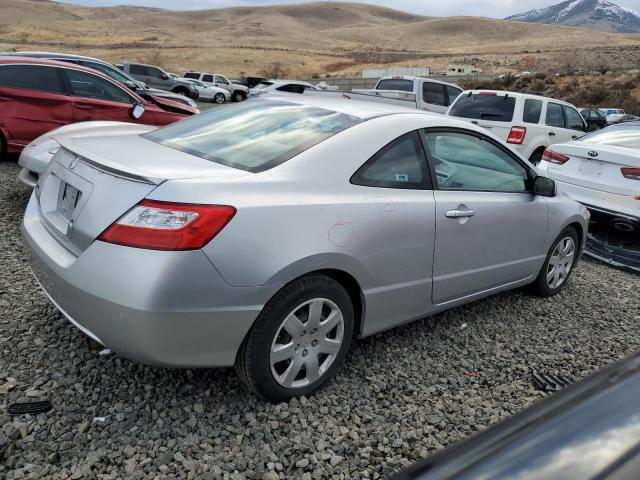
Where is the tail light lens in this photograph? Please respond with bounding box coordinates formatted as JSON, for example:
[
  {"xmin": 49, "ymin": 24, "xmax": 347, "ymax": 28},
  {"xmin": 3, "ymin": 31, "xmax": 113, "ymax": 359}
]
[
  {"xmin": 542, "ymin": 149, "xmax": 570, "ymax": 165},
  {"xmin": 507, "ymin": 126, "xmax": 527, "ymax": 145},
  {"xmin": 98, "ymin": 200, "xmax": 236, "ymax": 251},
  {"xmin": 621, "ymin": 167, "xmax": 640, "ymax": 181}
]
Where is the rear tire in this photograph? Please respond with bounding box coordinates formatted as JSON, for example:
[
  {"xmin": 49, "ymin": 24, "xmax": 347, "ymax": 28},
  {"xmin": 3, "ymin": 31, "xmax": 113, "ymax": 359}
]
[
  {"xmin": 235, "ymin": 275, "xmax": 354, "ymax": 403},
  {"xmin": 232, "ymin": 91, "xmax": 246, "ymax": 102},
  {"xmin": 530, "ymin": 227, "xmax": 579, "ymax": 297},
  {"xmin": 173, "ymin": 87, "xmax": 190, "ymax": 97}
]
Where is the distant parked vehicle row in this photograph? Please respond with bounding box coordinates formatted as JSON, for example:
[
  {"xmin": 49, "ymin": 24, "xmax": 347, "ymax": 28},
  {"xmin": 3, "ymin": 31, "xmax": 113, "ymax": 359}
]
[
  {"xmin": 447, "ymin": 90, "xmax": 587, "ymax": 165},
  {"xmin": 580, "ymin": 108, "xmax": 607, "ymax": 130},
  {"xmin": 181, "ymin": 78, "xmax": 230, "ymax": 104},
  {"xmin": 249, "ymin": 80, "xmax": 319, "ymax": 96},
  {"xmin": 182, "ymin": 71, "xmax": 249, "ymax": 102},
  {"xmin": 119, "ymin": 62, "xmax": 200, "ymax": 100}
]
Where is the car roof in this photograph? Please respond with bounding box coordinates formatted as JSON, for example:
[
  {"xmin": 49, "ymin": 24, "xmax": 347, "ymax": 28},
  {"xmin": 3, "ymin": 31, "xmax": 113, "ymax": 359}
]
[
  {"xmin": 460, "ymin": 89, "xmax": 577, "ymax": 105},
  {"xmin": 379, "ymin": 76, "xmax": 462, "ymax": 89},
  {"xmin": 7, "ymin": 51, "xmax": 108, "ymax": 64},
  {"xmin": 265, "ymin": 92, "xmax": 438, "ymax": 120}
]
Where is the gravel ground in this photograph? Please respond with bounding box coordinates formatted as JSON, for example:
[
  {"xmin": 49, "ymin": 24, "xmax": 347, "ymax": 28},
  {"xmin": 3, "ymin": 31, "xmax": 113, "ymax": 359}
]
[{"xmin": 1, "ymin": 158, "xmax": 639, "ymax": 480}]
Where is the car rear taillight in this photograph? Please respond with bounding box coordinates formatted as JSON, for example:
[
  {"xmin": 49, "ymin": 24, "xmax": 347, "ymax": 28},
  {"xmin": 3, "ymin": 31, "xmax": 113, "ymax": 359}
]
[
  {"xmin": 621, "ymin": 167, "xmax": 640, "ymax": 181},
  {"xmin": 507, "ymin": 126, "xmax": 527, "ymax": 145},
  {"xmin": 542, "ymin": 149, "xmax": 570, "ymax": 165},
  {"xmin": 98, "ymin": 200, "xmax": 236, "ymax": 251}
]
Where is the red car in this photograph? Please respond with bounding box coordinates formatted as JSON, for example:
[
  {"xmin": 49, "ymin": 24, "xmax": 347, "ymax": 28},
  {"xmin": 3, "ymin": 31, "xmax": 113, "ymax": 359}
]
[{"xmin": 0, "ymin": 57, "xmax": 193, "ymax": 156}]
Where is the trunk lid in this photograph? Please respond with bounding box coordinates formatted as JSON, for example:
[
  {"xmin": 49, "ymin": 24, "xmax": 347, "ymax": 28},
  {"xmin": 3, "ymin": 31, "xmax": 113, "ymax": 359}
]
[
  {"xmin": 36, "ymin": 134, "xmax": 248, "ymax": 255},
  {"xmin": 550, "ymin": 142, "xmax": 640, "ymax": 195}
]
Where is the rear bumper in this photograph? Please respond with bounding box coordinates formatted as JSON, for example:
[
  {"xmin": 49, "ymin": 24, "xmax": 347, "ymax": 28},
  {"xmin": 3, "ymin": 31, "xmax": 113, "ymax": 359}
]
[{"xmin": 22, "ymin": 193, "xmax": 280, "ymax": 367}]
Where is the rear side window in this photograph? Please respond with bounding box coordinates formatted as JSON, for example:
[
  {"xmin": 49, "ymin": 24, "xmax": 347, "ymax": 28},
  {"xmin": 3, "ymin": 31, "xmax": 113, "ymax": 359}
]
[
  {"xmin": 422, "ymin": 82, "xmax": 446, "ymax": 106},
  {"xmin": 66, "ymin": 69, "xmax": 133, "ymax": 104},
  {"xmin": 523, "ymin": 99, "xmax": 543, "ymax": 124},
  {"xmin": 351, "ymin": 132, "xmax": 429, "ymax": 190},
  {"xmin": 202, "ymin": 74, "xmax": 214, "ymax": 82},
  {"xmin": 546, "ymin": 103, "xmax": 565, "ymax": 128},
  {"xmin": 145, "ymin": 100, "xmax": 361, "ymax": 173},
  {"xmin": 128, "ymin": 64, "xmax": 150, "ymax": 76},
  {"xmin": 449, "ymin": 94, "xmax": 516, "ymax": 122},
  {"xmin": 376, "ymin": 79, "xmax": 413, "ymax": 92},
  {"xmin": 0, "ymin": 65, "xmax": 66, "ymax": 94},
  {"xmin": 564, "ymin": 106, "xmax": 585, "ymax": 131},
  {"xmin": 183, "ymin": 72, "xmax": 199, "ymax": 79}
]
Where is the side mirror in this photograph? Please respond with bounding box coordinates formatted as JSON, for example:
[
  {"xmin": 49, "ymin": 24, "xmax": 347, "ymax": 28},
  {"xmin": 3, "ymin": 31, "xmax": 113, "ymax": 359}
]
[
  {"xmin": 125, "ymin": 80, "xmax": 137, "ymax": 91},
  {"xmin": 160, "ymin": 73, "xmax": 169, "ymax": 80},
  {"xmin": 533, "ymin": 176, "xmax": 556, "ymax": 197},
  {"xmin": 131, "ymin": 104, "xmax": 146, "ymax": 119}
]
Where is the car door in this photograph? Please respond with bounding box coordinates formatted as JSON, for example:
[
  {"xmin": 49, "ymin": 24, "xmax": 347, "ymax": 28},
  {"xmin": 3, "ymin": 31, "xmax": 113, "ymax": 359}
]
[
  {"xmin": 214, "ymin": 75, "xmax": 232, "ymax": 93},
  {"xmin": 420, "ymin": 81, "xmax": 448, "ymax": 114},
  {"xmin": 546, "ymin": 102, "xmax": 585, "ymax": 145},
  {"xmin": 146, "ymin": 66, "xmax": 171, "ymax": 90},
  {"xmin": 0, "ymin": 64, "xmax": 74, "ymax": 147},
  {"xmin": 64, "ymin": 68, "xmax": 150, "ymax": 124},
  {"xmin": 201, "ymin": 74, "xmax": 215, "ymax": 87},
  {"xmin": 422, "ymin": 128, "xmax": 548, "ymax": 304},
  {"xmin": 562, "ymin": 105, "xmax": 587, "ymax": 139},
  {"xmin": 127, "ymin": 64, "xmax": 152, "ymax": 86}
]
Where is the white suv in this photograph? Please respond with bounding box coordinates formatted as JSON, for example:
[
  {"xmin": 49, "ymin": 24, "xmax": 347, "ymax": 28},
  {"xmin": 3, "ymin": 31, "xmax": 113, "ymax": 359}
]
[
  {"xmin": 447, "ymin": 91, "xmax": 587, "ymax": 164},
  {"xmin": 182, "ymin": 72, "xmax": 249, "ymax": 102}
]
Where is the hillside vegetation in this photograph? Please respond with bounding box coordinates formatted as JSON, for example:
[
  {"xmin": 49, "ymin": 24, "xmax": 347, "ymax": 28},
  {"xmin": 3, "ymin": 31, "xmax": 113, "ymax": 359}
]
[{"xmin": 1, "ymin": 0, "xmax": 640, "ymax": 78}]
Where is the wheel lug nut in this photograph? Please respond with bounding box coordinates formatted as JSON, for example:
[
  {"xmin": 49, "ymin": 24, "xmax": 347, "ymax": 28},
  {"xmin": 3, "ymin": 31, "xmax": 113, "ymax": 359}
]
[
  {"xmin": 302, "ymin": 349, "xmax": 308, "ymax": 357},
  {"xmin": 311, "ymin": 340, "xmax": 319, "ymax": 347}
]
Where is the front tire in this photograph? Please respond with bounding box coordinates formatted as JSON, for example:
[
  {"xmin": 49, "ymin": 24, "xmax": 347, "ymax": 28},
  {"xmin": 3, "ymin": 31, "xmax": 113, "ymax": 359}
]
[
  {"xmin": 235, "ymin": 275, "xmax": 354, "ymax": 402},
  {"xmin": 530, "ymin": 227, "xmax": 579, "ymax": 297},
  {"xmin": 213, "ymin": 93, "xmax": 226, "ymax": 104}
]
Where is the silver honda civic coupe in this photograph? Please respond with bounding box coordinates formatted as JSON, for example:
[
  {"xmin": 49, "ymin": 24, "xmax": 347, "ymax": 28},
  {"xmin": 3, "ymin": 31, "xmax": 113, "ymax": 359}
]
[{"xmin": 23, "ymin": 95, "xmax": 589, "ymax": 402}]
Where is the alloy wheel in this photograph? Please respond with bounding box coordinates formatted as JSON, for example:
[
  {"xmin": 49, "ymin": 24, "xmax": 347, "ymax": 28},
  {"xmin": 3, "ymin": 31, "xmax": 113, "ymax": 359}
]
[
  {"xmin": 214, "ymin": 93, "xmax": 225, "ymax": 104},
  {"xmin": 547, "ymin": 237, "xmax": 576, "ymax": 289},
  {"xmin": 270, "ymin": 298, "xmax": 344, "ymax": 389}
]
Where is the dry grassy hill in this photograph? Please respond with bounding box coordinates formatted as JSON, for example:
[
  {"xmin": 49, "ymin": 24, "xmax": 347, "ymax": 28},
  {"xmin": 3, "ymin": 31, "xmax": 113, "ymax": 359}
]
[{"xmin": 1, "ymin": 0, "xmax": 639, "ymax": 78}]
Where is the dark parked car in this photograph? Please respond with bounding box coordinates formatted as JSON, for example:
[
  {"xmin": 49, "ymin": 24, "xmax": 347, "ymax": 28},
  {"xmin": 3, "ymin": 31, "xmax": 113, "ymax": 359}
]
[
  {"xmin": 4, "ymin": 52, "xmax": 198, "ymax": 114},
  {"xmin": 391, "ymin": 351, "xmax": 640, "ymax": 480},
  {"xmin": 0, "ymin": 57, "xmax": 190, "ymax": 157},
  {"xmin": 238, "ymin": 75, "xmax": 268, "ymax": 89},
  {"xmin": 580, "ymin": 108, "xmax": 607, "ymax": 131}
]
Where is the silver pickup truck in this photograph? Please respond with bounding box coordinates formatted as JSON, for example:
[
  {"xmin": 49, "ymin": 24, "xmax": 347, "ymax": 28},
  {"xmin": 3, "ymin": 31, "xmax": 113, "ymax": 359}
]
[{"xmin": 353, "ymin": 76, "xmax": 463, "ymax": 114}]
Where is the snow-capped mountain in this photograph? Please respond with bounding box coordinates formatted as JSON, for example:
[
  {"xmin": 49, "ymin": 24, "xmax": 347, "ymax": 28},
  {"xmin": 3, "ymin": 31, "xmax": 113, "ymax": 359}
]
[{"xmin": 506, "ymin": 0, "xmax": 640, "ymax": 33}]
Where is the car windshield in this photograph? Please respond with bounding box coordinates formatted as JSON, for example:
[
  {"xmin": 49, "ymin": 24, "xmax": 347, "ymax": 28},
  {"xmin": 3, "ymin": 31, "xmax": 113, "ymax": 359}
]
[
  {"xmin": 449, "ymin": 93, "xmax": 516, "ymax": 122},
  {"xmin": 578, "ymin": 127, "xmax": 640, "ymax": 149},
  {"xmin": 145, "ymin": 100, "xmax": 362, "ymax": 172}
]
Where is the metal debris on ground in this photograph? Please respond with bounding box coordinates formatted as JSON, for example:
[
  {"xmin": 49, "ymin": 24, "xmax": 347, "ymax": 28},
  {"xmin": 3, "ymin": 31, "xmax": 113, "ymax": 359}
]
[
  {"xmin": 532, "ymin": 371, "xmax": 573, "ymax": 392},
  {"xmin": 8, "ymin": 400, "xmax": 53, "ymax": 415}
]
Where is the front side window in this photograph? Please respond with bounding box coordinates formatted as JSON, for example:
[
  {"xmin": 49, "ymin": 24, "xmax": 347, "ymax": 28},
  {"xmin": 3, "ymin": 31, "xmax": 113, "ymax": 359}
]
[
  {"xmin": 183, "ymin": 72, "xmax": 199, "ymax": 79},
  {"xmin": 448, "ymin": 94, "xmax": 516, "ymax": 122},
  {"xmin": 215, "ymin": 75, "xmax": 229, "ymax": 84},
  {"xmin": 523, "ymin": 99, "xmax": 543, "ymax": 124},
  {"xmin": 145, "ymin": 100, "xmax": 361, "ymax": 173},
  {"xmin": 423, "ymin": 130, "xmax": 528, "ymax": 193},
  {"xmin": 351, "ymin": 132, "xmax": 429, "ymax": 189},
  {"xmin": 422, "ymin": 82, "xmax": 446, "ymax": 106},
  {"xmin": 83, "ymin": 61, "xmax": 133, "ymax": 85},
  {"xmin": 546, "ymin": 103, "xmax": 565, "ymax": 128},
  {"xmin": 276, "ymin": 84, "xmax": 307, "ymax": 94},
  {"xmin": 128, "ymin": 64, "xmax": 149, "ymax": 76},
  {"xmin": 66, "ymin": 69, "xmax": 133, "ymax": 104},
  {"xmin": 564, "ymin": 106, "xmax": 585, "ymax": 131},
  {"xmin": 376, "ymin": 79, "xmax": 413, "ymax": 92},
  {"xmin": 446, "ymin": 86, "xmax": 462, "ymax": 106},
  {"xmin": 147, "ymin": 67, "xmax": 165, "ymax": 79},
  {"xmin": 0, "ymin": 64, "xmax": 66, "ymax": 94}
]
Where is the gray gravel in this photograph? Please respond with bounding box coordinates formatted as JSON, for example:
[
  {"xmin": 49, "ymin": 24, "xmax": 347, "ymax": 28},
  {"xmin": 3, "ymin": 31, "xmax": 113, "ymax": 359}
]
[{"xmin": 0, "ymin": 158, "xmax": 639, "ymax": 480}]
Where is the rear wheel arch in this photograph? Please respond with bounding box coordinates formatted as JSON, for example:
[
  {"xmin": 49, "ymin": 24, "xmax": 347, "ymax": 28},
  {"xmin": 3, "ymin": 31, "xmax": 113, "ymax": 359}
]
[{"xmin": 528, "ymin": 146, "xmax": 546, "ymax": 165}]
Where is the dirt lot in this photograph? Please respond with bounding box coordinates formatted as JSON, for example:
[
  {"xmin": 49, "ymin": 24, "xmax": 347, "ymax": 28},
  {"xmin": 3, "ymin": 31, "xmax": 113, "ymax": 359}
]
[{"xmin": 1, "ymin": 159, "xmax": 639, "ymax": 480}]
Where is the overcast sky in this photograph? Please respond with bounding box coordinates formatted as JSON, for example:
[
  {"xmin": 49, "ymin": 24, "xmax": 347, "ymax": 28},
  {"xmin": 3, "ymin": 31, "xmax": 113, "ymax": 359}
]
[{"xmin": 52, "ymin": 0, "xmax": 640, "ymax": 18}]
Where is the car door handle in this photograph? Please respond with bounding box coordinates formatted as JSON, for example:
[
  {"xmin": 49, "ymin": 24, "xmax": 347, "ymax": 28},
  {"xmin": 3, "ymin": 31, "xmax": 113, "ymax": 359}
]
[
  {"xmin": 548, "ymin": 132, "xmax": 556, "ymax": 136},
  {"xmin": 75, "ymin": 104, "xmax": 93, "ymax": 110},
  {"xmin": 446, "ymin": 209, "xmax": 476, "ymax": 218}
]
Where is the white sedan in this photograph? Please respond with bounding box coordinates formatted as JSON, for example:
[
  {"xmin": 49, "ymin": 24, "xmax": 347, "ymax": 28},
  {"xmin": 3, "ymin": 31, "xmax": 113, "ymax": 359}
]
[
  {"xmin": 182, "ymin": 78, "xmax": 230, "ymax": 104},
  {"xmin": 538, "ymin": 122, "xmax": 640, "ymax": 231},
  {"xmin": 249, "ymin": 80, "xmax": 319, "ymax": 96}
]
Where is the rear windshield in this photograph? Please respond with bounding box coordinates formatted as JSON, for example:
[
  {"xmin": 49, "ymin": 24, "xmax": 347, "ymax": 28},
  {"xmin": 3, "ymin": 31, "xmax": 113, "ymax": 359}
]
[
  {"xmin": 449, "ymin": 93, "xmax": 516, "ymax": 122},
  {"xmin": 578, "ymin": 127, "xmax": 640, "ymax": 150},
  {"xmin": 376, "ymin": 79, "xmax": 414, "ymax": 92},
  {"xmin": 145, "ymin": 100, "xmax": 361, "ymax": 172}
]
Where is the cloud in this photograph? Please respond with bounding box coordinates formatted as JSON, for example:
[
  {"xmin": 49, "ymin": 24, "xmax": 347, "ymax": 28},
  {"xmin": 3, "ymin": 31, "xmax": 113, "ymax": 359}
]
[{"xmin": 54, "ymin": 0, "xmax": 640, "ymax": 18}]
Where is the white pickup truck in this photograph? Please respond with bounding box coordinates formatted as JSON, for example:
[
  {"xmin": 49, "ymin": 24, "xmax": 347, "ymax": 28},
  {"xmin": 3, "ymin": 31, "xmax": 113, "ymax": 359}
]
[{"xmin": 353, "ymin": 76, "xmax": 463, "ymax": 114}]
